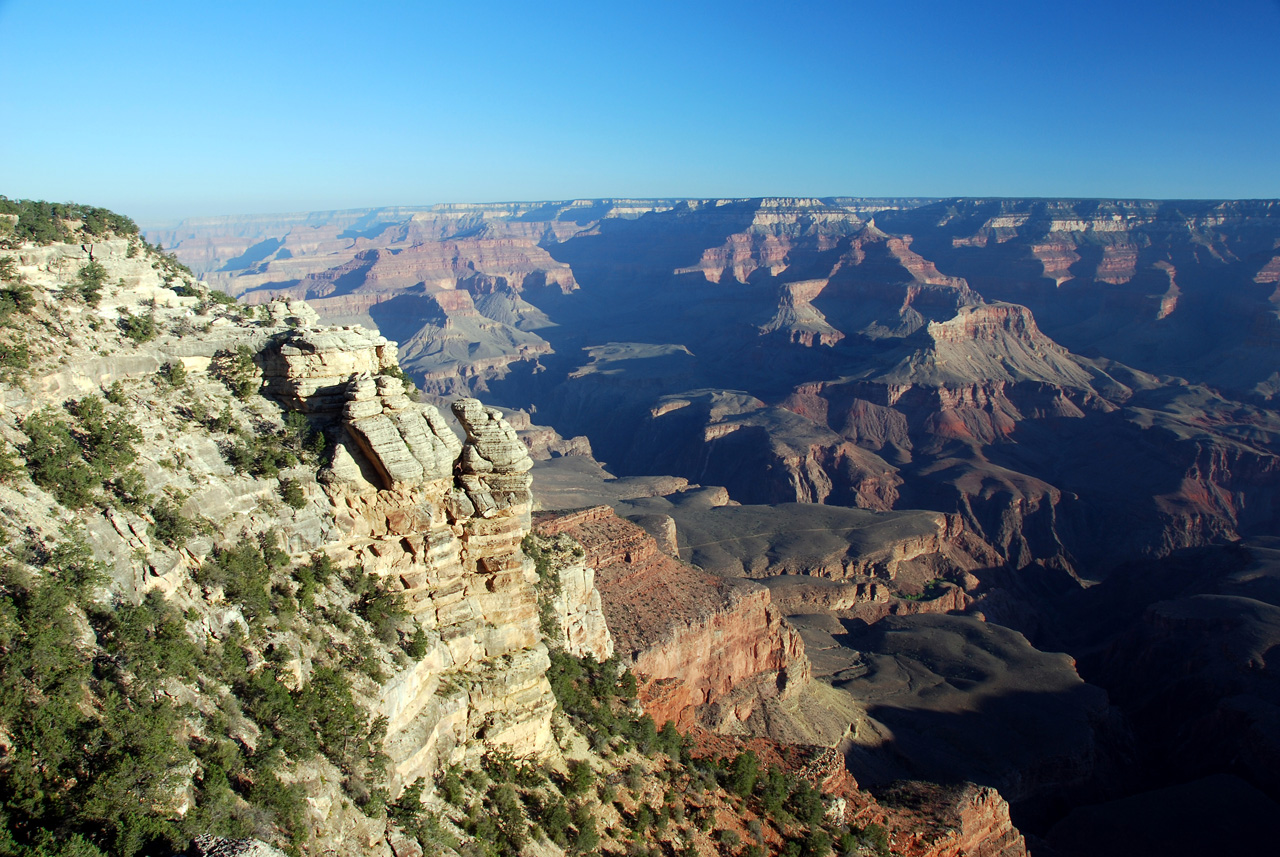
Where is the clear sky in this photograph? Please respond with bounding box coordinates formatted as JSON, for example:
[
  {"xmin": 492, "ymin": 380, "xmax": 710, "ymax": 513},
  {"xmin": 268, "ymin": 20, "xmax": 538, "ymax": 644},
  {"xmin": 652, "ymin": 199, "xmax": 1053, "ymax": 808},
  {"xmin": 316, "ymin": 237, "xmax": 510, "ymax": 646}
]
[{"xmin": 1, "ymin": 0, "xmax": 1278, "ymax": 223}]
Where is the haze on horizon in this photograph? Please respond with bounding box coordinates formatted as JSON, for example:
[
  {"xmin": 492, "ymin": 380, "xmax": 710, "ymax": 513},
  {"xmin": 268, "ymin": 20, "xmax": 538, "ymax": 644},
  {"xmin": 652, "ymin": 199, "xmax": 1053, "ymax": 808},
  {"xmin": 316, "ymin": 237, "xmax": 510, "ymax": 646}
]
[{"xmin": 1, "ymin": 0, "xmax": 1278, "ymax": 223}]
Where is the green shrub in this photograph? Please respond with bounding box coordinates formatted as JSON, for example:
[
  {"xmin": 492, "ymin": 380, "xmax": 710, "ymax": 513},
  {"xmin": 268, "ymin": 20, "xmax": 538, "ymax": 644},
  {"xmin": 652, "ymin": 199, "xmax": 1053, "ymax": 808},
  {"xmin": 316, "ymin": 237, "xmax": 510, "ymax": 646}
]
[
  {"xmin": 354, "ymin": 573, "xmax": 408, "ymax": 645},
  {"xmin": 858, "ymin": 823, "xmax": 889, "ymax": 856},
  {"xmin": 437, "ymin": 766, "xmax": 464, "ymax": 805},
  {"xmin": 211, "ymin": 403, "xmax": 239, "ymax": 433},
  {"xmin": 148, "ymin": 497, "xmax": 194, "ymax": 547},
  {"xmin": 196, "ymin": 534, "xmax": 288, "ymax": 624},
  {"xmin": 104, "ymin": 467, "xmax": 148, "ymax": 511},
  {"xmin": 292, "ymin": 552, "xmax": 334, "ymax": 611},
  {"xmin": 22, "ymin": 409, "xmax": 98, "ymax": 507},
  {"xmin": 404, "ymin": 624, "xmax": 429, "ymax": 658},
  {"xmin": 71, "ymin": 395, "xmax": 142, "ymax": 479},
  {"xmin": 0, "ymin": 443, "xmax": 22, "ymax": 484},
  {"xmin": 787, "ymin": 778, "xmax": 825, "ymax": 828},
  {"xmin": 760, "ymin": 765, "xmax": 789, "ymax": 817},
  {"xmin": 565, "ymin": 759, "xmax": 595, "ymax": 796},
  {"xmin": 0, "ymin": 336, "xmax": 29, "ymax": 371},
  {"xmin": 717, "ymin": 828, "xmax": 742, "ymax": 849},
  {"xmin": 0, "ymin": 533, "xmax": 200, "ymax": 857},
  {"xmin": 225, "ymin": 432, "xmax": 298, "ymax": 478},
  {"xmin": 572, "ymin": 809, "xmax": 600, "ymax": 854},
  {"xmin": 76, "ymin": 261, "xmax": 107, "ymax": 306},
  {"xmin": 537, "ymin": 794, "xmax": 573, "ymax": 846},
  {"xmin": 728, "ymin": 750, "xmax": 759, "ymax": 798},
  {"xmin": 118, "ymin": 308, "xmax": 156, "ymax": 343},
  {"xmin": 158, "ymin": 361, "xmax": 187, "ymax": 387},
  {"xmin": 279, "ymin": 478, "xmax": 307, "ymax": 509},
  {"xmin": 799, "ymin": 829, "xmax": 832, "ymax": 857},
  {"xmin": 388, "ymin": 779, "xmax": 435, "ymax": 840},
  {"xmin": 659, "ymin": 719, "xmax": 683, "ymax": 757},
  {"xmin": 206, "ymin": 288, "xmax": 238, "ymax": 306},
  {"xmin": 283, "ymin": 410, "xmax": 326, "ymax": 458},
  {"xmin": 488, "ymin": 782, "xmax": 528, "ymax": 850},
  {"xmin": 211, "ymin": 345, "xmax": 258, "ymax": 398},
  {"xmin": 0, "ymin": 278, "xmax": 35, "ymax": 321},
  {"xmin": 247, "ymin": 769, "xmax": 306, "ymax": 850}
]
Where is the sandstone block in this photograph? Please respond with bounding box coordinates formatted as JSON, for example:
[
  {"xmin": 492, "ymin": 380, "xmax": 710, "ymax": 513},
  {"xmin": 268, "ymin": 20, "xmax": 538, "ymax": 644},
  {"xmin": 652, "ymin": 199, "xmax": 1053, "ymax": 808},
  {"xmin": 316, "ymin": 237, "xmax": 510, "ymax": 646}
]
[{"xmin": 349, "ymin": 414, "xmax": 425, "ymax": 486}]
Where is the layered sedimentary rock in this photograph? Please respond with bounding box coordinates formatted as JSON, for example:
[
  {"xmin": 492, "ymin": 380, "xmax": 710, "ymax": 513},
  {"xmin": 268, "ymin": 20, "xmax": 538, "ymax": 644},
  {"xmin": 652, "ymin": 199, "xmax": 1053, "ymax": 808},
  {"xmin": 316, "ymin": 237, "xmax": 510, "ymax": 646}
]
[
  {"xmin": 522, "ymin": 530, "xmax": 615, "ymax": 662},
  {"xmin": 883, "ymin": 784, "xmax": 1027, "ymax": 857},
  {"xmin": 159, "ymin": 198, "xmax": 1280, "ymax": 582},
  {"xmin": 262, "ymin": 324, "xmax": 557, "ymax": 791},
  {"xmin": 501, "ymin": 408, "xmax": 593, "ymax": 460},
  {"xmin": 535, "ymin": 506, "xmax": 809, "ymax": 731},
  {"xmin": 875, "ymin": 198, "xmax": 1280, "ymax": 398},
  {"xmin": 259, "ymin": 323, "xmax": 401, "ymax": 414},
  {"xmin": 675, "ymin": 197, "xmax": 866, "ymax": 284}
]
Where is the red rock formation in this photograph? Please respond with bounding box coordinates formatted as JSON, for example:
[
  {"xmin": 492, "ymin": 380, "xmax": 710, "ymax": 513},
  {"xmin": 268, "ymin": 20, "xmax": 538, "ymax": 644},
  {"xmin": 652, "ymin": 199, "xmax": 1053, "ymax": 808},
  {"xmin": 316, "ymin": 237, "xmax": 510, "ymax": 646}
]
[
  {"xmin": 534, "ymin": 507, "xmax": 809, "ymax": 730},
  {"xmin": 683, "ymin": 730, "xmax": 1027, "ymax": 857},
  {"xmin": 675, "ymin": 198, "xmax": 863, "ymax": 284},
  {"xmin": 883, "ymin": 783, "xmax": 1028, "ymax": 857},
  {"xmin": 1255, "ymin": 252, "xmax": 1280, "ymax": 284}
]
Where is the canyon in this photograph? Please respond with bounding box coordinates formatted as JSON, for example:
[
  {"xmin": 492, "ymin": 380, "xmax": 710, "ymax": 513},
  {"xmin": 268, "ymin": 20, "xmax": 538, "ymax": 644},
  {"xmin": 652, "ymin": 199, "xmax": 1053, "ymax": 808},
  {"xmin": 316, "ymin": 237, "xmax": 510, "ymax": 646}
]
[
  {"xmin": 132, "ymin": 196, "xmax": 1280, "ymax": 853},
  {"xmin": 156, "ymin": 198, "xmax": 1280, "ymax": 580},
  {"xmin": 1, "ymin": 193, "xmax": 1275, "ymax": 854},
  {"xmin": 0, "ymin": 218, "xmax": 1046, "ymax": 857},
  {"xmin": 24, "ymin": 194, "xmax": 1249, "ymax": 857}
]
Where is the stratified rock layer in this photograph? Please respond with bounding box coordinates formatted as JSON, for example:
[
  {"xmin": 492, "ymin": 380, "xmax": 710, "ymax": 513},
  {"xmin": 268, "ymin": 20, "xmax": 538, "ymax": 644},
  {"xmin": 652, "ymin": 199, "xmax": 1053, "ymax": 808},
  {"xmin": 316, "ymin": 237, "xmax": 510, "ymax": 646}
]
[
  {"xmin": 264, "ymin": 325, "xmax": 559, "ymax": 792},
  {"xmin": 536, "ymin": 506, "xmax": 809, "ymax": 731}
]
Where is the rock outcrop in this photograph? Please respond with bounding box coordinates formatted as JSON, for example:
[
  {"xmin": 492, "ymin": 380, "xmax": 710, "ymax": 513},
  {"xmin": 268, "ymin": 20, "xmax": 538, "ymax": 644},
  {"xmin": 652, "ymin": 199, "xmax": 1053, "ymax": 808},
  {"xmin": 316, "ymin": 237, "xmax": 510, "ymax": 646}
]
[
  {"xmin": 262, "ymin": 325, "xmax": 557, "ymax": 791},
  {"xmin": 535, "ymin": 506, "xmax": 809, "ymax": 731},
  {"xmin": 879, "ymin": 783, "xmax": 1027, "ymax": 857}
]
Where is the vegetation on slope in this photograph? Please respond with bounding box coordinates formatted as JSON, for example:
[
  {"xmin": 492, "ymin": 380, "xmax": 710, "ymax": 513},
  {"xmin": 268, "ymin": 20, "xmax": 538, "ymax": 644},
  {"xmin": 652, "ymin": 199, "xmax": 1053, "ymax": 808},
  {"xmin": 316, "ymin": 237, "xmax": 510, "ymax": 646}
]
[
  {"xmin": 0, "ymin": 207, "xmax": 416, "ymax": 856},
  {"xmin": 401, "ymin": 639, "xmax": 892, "ymax": 857},
  {"xmin": 0, "ymin": 197, "xmax": 138, "ymax": 246},
  {"xmin": 0, "ymin": 202, "xmax": 895, "ymax": 857}
]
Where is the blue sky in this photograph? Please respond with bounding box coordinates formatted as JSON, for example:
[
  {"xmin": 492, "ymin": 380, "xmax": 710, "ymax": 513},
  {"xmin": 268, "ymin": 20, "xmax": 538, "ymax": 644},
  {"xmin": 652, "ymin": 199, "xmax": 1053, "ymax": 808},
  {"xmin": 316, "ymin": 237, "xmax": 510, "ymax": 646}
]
[{"xmin": 1, "ymin": 0, "xmax": 1278, "ymax": 222}]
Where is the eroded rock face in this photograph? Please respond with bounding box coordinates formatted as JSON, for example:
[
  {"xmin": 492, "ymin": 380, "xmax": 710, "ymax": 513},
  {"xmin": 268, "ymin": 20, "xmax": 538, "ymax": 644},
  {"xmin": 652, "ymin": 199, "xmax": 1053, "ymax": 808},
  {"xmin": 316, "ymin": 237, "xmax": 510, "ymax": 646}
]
[
  {"xmin": 260, "ymin": 323, "xmax": 399, "ymax": 414},
  {"xmin": 523, "ymin": 529, "xmax": 615, "ymax": 662},
  {"xmin": 536, "ymin": 506, "xmax": 810, "ymax": 731},
  {"xmin": 266, "ymin": 325, "xmax": 558, "ymax": 791},
  {"xmin": 883, "ymin": 783, "xmax": 1028, "ymax": 857}
]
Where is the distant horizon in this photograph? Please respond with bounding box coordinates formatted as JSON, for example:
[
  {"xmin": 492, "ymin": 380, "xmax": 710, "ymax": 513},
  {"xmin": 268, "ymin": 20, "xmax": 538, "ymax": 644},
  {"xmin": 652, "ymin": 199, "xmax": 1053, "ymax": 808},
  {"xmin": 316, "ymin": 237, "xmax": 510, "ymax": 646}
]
[{"xmin": 126, "ymin": 194, "xmax": 1278, "ymax": 230}]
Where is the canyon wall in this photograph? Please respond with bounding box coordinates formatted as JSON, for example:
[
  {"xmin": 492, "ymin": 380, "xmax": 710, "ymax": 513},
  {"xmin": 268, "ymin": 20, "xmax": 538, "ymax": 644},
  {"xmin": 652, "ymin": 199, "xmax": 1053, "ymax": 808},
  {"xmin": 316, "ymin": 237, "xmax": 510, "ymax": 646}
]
[{"xmin": 535, "ymin": 506, "xmax": 810, "ymax": 731}]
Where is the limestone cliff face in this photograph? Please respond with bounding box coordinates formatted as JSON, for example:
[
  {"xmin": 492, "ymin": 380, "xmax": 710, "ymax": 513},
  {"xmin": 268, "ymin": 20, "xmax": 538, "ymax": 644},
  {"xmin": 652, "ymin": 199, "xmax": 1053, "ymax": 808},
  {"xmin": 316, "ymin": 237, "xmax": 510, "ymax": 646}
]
[
  {"xmin": 260, "ymin": 325, "xmax": 557, "ymax": 791},
  {"xmin": 535, "ymin": 506, "xmax": 809, "ymax": 732}
]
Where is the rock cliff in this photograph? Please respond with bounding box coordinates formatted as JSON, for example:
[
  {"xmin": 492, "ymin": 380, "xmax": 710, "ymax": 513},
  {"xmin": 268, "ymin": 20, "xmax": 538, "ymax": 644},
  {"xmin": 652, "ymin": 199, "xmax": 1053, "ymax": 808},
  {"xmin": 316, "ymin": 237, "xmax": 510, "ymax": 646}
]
[
  {"xmin": 879, "ymin": 783, "xmax": 1027, "ymax": 857},
  {"xmin": 0, "ymin": 230, "xmax": 586, "ymax": 854},
  {"xmin": 260, "ymin": 325, "xmax": 558, "ymax": 789},
  {"xmin": 535, "ymin": 506, "xmax": 810, "ymax": 732}
]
